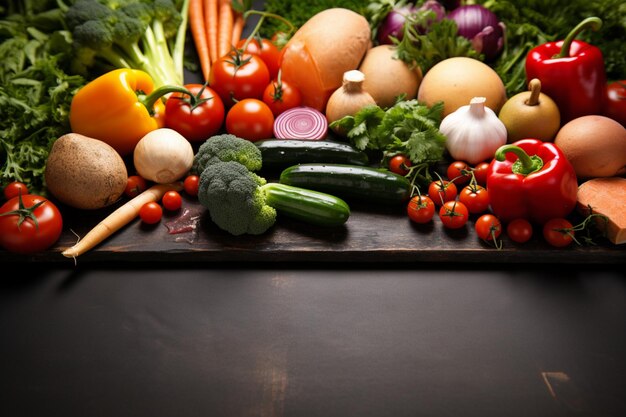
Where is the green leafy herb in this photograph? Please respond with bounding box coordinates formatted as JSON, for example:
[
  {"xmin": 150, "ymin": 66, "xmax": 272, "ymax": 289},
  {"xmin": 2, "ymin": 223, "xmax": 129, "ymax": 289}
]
[
  {"xmin": 1, "ymin": 4, "xmax": 85, "ymax": 195},
  {"xmin": 330, "ymin": 100, "xmax": 446, "ymax": 187}
]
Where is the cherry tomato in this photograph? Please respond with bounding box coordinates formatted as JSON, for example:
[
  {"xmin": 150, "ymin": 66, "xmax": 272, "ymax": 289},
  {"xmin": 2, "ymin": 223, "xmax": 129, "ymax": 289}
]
[
  {"xmin": 475, "ymin": 214, "xmax": 502, "ymax": 241},
  {"xmin": 125, "ymin": 175, "xmax": 148, "ymax": 198},
  {"xmin": 3, "ymin": 181, "xmax": 28, "ymax": 200},
  {"xmin": 603, "ymin": 80, "xmax": 626, "ymax": 126},
  {"xmin": 236, "ymin": 38, "xmax": 281, "ymax": 81},
  {"xmin": 165, "ymin": 84, "xmax": 225, "ymax": 142},
  {"xmin": 407, "ymin": 195, "xmax": 435, "ymax": 224},
  {"xmin": 162, "ymin": 191, "xmax": 182, "ymax": 211},
  {"xmin": 428, "ymin": 179, "xmax": 457, "ymax": 206},
  {"xmin": 506, "ymin": 218, "xmax": 533, "ymax": 244},
  {"xmin": 139, "ymin": 202, "xmax": 163, "ymax": 224},
  {"xmin": 262, "ymin": 78, "xmax": 302, "ymax": 117},
  {"xmin": 270, "ymin": 31, "xmax": 290, "ymax": 49},
  {"xmin": 472, "ymin": 162, "xmax": 490, "ymax": 186},
  {"xmin": 389, "ymin": 154, "xmax": 412, "ymax": 176},
  {"xmin": 209, "ymin": 51, "xmax": 270, "ymax": 107},
  {"xmin": 438, "ymin": 200, "xmax": 469, "ymax": 229},
  {"xmin": 183, "ymin": 175, "xmax": 200, "ymax": 197},
  {"xmin": 447, "ymin": 161, "xmax": 471, "ymax": 185},
  {"xmin": 0, "ymin": 194, "xmax": 63, "ymax": 254},
  {"xmin": 543, "ymin": 218, "xmax": 575, "ymax": 248},
  {"xmin": 225, "ymin": 98, "xmax": 274, "ymax": 142},
  {"xmin": 458, "ymin": 184, "xmax": 490, "ymax": 214}
]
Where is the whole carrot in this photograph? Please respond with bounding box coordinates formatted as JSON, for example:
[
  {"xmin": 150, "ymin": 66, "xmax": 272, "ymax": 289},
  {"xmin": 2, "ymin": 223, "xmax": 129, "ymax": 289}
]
[
  {"xmin": 205, "ymin": 0, "xmax": 219, "ymax": 63},
  {"xmin": 189, "ymin": 0, "xmax": 211, "ymax": 80},
  {"xmin": 217, "ymin": 0, "xmax": 234, "ymax": 58},
  {"xmin": 231, "ymin": 10, "xmax": 245, "ymax": 49}
]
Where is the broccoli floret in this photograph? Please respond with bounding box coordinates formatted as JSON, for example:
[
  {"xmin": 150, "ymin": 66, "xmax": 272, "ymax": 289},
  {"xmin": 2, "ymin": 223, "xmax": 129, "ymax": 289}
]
[
  {"xmin": 199, "ymin": 161, "xmax": 277, "ymax": 236},
  {"xmin": 65, "ymin": 0, "xmax": 189, "ymax": 87},
  {"xmin": 192, "ymin": 134, "xmax": 263, "ymax": 174}
]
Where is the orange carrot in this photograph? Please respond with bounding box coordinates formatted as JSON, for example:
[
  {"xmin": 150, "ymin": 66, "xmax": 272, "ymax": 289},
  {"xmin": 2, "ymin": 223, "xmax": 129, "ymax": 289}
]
[
  {"xmin": 217, "ymin": 0, "xmax": 234, "ymax": 58},
  {"xmin": 189, "ymin": 0, "xmax": 211, "ymax": 80},
  {"xmin": 231, "ymin": 11, "xmax": 245, "ymax": 49},
  {"xmin": 205, "ymin": 0, "xmax": 219, "ymax": 63}
]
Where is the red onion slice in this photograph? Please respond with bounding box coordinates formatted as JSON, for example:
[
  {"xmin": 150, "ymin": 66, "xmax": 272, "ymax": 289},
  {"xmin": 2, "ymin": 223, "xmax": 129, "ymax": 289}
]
[{"xmin": 273, "ymin": 106, "xmax": 328, "ymax": 140}]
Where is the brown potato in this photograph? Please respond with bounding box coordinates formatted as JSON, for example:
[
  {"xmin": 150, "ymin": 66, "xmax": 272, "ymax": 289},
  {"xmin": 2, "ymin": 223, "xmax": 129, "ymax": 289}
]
[{"xmin": 45, "ymin": 133, "xmax": 128, "ymax": 209}]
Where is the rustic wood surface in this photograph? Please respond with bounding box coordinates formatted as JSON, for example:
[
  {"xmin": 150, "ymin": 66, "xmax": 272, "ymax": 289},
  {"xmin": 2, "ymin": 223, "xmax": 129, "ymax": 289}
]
[{"xmin": 3, "ymin": 191, "xmax": 624, "ymax": 265}]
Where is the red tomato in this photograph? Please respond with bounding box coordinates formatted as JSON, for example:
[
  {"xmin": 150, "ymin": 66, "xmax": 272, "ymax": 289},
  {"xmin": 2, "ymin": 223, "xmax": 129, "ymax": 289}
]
[
  {"xmin": 125, "ymin": 175, "xmax": 148, "ymax": 198},
  {"xmin": 209, "ymin": 51, "xmax": 270, "ymax": 107},
  {"xmin": 0, "ymin": 194, "xmax": 63, "ymax": 254},
  {"xmin": 472, "ymin": 162, "xmax": 490, "ymax": 186},
  {"xmin": 225, "ymin": 98, "xmax": 274, "ymax": 142},
  {"xmin": 603, "ymin": 80, "xmax": 626, "ymax": 126},
  {"xmin": 162, "ymin": 191, "xmax": 182, "ymax": 211},
  {"xmin": 407, "ymin": 195, "xmax": 435, "ymax": 224},
  {"xmin": 543, "ymin": 218, "xmax": 575, "ymax": 247},
  {"xmin": 139, "ymin": 202, "xmax": 163, "ymax": 224},
  {"xmin": 475, "ymin": 214, "xmax": 502, "ymax": 241},
  {"xmin": 262, "ymin": 78, "xmax": 302, "ymax": 117},
  {"xmin": 507, "ymin": 218, "xmax": 533, "ymax": 244},
  {"xmin": 3, "ymin": 181, "xmax": 28, "ymax": 200},
  {"xmin": 438, "ymin": 200, "xmax": 469, "ymax": 229},
  {"xmin": 165, "ymin": 84, "xmax": 225, "ymax": 142},
  {"xmin": 389, "ymin": 154, "xmax": 412, "ymax": 176},
  {"xmin": 447, "ymin": 161, "xmax": 471, "ymax": 185},
  {"xmin": 458, "ymin": 184, "xmax": 490, "ymax": 214},
  {"xmin": 428, "ymin": 179, "xmax": 457, "ymax": 206},
  {"xmin": 183, "ymin": 175, "xmax": 199, "ymax": 197},
  {"xmin": 236, "ymin": 38, "xmax": 281, "ymax": 80}
]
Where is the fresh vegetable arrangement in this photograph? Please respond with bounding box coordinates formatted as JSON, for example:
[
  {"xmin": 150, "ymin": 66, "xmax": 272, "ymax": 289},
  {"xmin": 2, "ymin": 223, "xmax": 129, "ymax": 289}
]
[{"xmin": 1, "ymin": 0, "xmax": 625, "ymax": 259}]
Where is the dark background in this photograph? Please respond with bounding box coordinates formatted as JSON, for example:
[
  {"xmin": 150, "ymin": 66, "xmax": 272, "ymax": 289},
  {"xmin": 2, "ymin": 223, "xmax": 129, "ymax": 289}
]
[{"xmin": 2, "ymin": 263, "xmax": 625, "ymax": 417}]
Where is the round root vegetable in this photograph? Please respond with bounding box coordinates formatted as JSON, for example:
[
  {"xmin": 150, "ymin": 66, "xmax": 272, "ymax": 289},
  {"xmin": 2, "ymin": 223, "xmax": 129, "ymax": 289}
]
[
  {"xmin": 325, "ymin": 70, "xmax": 376, "ymax": 131},
  {"xmin": 44, "ymin": 133, "xmax": 128, "ymax": 210},
  {"xmin": 134, "ymin": 128, "xmax": 195, "ymax": 184},
  {"xmin": 61, "ymin": 183, "xmax": 183, "ymax": 259},
  {"xmin": 554, "ymin": 115, "xmax": 626, "ymax": 179},
  {"xmin": 358, "ymin": 45, "xmax": 422, "ymax": 109},
  {"xmin": 279, "ymin": 8, "xmax": 371, "ymax": 112},
  {"xmin": 417, "ymin": 57, "xmax": 507, "ymax": 117}
]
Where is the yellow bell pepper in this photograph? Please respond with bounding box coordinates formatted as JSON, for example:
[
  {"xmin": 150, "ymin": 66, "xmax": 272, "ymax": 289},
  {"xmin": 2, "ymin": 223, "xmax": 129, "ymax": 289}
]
[{"xmin": 69, "ymin": 69, "xmax": 190, "ymax": 157}]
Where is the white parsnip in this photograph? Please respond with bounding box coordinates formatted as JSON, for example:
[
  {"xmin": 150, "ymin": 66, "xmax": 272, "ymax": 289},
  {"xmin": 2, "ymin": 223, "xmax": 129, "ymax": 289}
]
[{"xmin": 62, "ymin": 183, "xmax": 183, "ymax": 258}]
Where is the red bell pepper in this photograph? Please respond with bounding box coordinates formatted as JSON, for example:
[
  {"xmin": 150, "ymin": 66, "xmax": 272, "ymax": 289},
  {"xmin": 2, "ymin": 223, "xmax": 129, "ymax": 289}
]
[
  {"xmin": 486, "ymin": 139, "xmax": 578, "ymax": 225},
  {"xmin": 525, "ymin": 17, "xmax": 607, "ymax": 124}
]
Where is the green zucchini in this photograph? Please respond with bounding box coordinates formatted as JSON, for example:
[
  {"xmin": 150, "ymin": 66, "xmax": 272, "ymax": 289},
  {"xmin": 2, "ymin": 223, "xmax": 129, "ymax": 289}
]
[
  {"xmin": 279, "ymin": 163, "xmax": 411, "ymax": 205},
  {"xmin": 256, "ymin": 139, "xmax": 369, "ymax": 169},
  {"xmin": 263, "ymin": 183, "xmax": 350, "ymax": 227}
]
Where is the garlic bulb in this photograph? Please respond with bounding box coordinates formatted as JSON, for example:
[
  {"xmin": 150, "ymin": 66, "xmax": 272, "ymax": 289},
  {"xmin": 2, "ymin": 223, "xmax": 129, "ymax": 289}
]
[
  {"xmin": 440, "ymin": 97, "xmax": 508, "ymax": 165},
  {"xmin": 133, "ymin": 128, "xmax": 194, "ymax": 183},
  {"xmin": 326, "ymin": 70, "xmax": 376, "ymax": 133}
]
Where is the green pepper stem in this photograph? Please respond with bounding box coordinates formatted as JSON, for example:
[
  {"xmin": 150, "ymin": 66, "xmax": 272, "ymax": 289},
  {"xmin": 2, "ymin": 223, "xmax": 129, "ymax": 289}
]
[
  {"xmin": 494, "ymin": 144, "xmax": 544, "ymax": 176},
  {"xmin": 140, "ymin": 85, "xmax": 193, "ymax": 113},
  {"xmin": 555, "ymin": 17, "xmax": 602, "ymax": 59}
]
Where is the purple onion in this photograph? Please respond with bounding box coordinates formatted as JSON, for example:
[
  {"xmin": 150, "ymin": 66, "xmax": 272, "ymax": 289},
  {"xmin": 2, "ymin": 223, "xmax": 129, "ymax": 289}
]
[
  {"xmin": 447, "ymin": 4, "xmax": 505, "ymax": 61},
  {"xmin": 377, "ymin": 1, "xmax": 446, "ymax": 45},
  {"xmin": 376, "ymin": 4, "xmax": 417, "ymax": 45}
]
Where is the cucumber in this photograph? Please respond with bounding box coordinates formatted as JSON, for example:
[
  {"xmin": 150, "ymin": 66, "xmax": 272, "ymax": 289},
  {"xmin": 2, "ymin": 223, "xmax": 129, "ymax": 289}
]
[
  {"xmin": 279, "ymin": 163, "xmax": 411, "ymax": 205},
  {"xmin": 263, "ymin": 183, "xmax": 350, "ymax": 227},
  {"xmin": 256, "ymin": 139, "xmax": 369, "ymax": 169}
]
